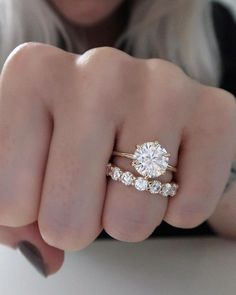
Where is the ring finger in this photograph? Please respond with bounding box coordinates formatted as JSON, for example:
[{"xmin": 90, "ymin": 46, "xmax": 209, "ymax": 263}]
[{"xmin": 103, "ymin": 113, "xmax": 180, "ymax": 242}]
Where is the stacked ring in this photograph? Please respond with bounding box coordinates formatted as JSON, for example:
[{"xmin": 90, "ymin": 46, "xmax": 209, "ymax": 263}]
[
  {"xmin": 106, "ymin": 164, "xmax": 178, "ymax": 197},
  {"xmin": 112, "ymin": 141, "xmax": 177, "ymax": 178},
  {"xmin": 107, "ymin": 141, "xmax": 178, "ymax": 197}
]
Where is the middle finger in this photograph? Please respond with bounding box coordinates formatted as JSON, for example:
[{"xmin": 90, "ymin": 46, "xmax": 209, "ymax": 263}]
[{"xmin": 38, "ymin": 105, "xmax": 115, "ymax": 251}]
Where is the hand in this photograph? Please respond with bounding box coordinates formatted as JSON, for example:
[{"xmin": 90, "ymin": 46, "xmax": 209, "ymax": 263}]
[
  {"xmin": 0, "ymin": 43, "xmax": 235, "ymax": 276},
  {"xmin": 208, "ymin": 170, "xmax": 236, "ymax": 237}
]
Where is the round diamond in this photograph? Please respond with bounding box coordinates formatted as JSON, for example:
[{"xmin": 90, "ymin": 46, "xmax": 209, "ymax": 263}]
[
  {"xmin": 134, "ymin": 177, "xmax": 149, "ymax": 191},
  {"xmin": 132, "ymin": 142, "xmax": 169, "ymax": 178},
  {"xmin": 121, "ymin": 172, "xmax": 135, "ymax": 186},
  {"xmin": 148, "ymin": 180, "xmax": 162, "ymax": 194},
  {"xmin": 169, "ymin": 183, "xmax": 178, "ymax": 197},
  {"xmin": 160, "ymin": 183, "xmax": 172, "ymax": 197},
  {"xmin": 110, "ymin": 167, "xmax": 122, "ymax": 181}
]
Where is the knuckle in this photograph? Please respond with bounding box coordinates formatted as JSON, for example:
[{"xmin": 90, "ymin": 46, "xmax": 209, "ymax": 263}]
[
  {"xmin": 145, "ymin": 59, "xmax": 190, "ymax": 108},
  {"xmin": 0, "ymin": 196, "xmax": 37, "ymax": 227},
  {"xmin": 38, "ymin": 221, "xmax": 73, "ymax": 251},
  {"xmin": 103, "ymin": 211, "xmax": 158, "ymax": 242},
  {"xmin": 195, "ymin": 87, "xmax": 236, "ymax": 138},
  {"xmin": 146, "ymin": 58, "xmax": 185, "ymax": 75},
  {"xmin": 76, "ymin": 46, "xmax": 133, "ymax": 83},
  {"xmin": 2, "ymin": 42, "xmax": 74, "ymax": 83},
  {"xmin": 204, "ymin": 87, "xmax": 236, "ymax": 122},
  {"xmin": 78, "ymin": 46, "xmax": 129, "ymax": 68},
  {"xmin": 165, "ymin": 202, "xmax": 209, "ymax": 229},
  {"xmin": 220, "ymin": 93, "xmax": 236, "ymax": 126},
  {"xmin": 3, "ymin": 42, "xmax": 48, "ymax": 72},
  {"xmin": 76, "ymin": 47, "xmax": 133, "ymax": 120},
  {"xmin": 38, "ymin": 215, "xmax": 99, "ymax": 251},
  {"xmin": 145, "ymin": 58, "xmax": 186, "ymax": 86},
  {"xmin": 1, "ymin": 42, "xmax": 76, "ymax": 108},
  {"xmin": 0, "ymin": 43, "xmax": 41, "ymax": 96}
]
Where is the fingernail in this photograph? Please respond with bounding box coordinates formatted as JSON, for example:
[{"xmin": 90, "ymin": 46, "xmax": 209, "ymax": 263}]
[{"xmin": 18, "ymin": 241, "xmax": 48, "ymax": 277}]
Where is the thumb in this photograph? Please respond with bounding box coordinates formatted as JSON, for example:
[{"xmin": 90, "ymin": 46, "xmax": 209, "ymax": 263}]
[{"xmin": 0, "ymin": 222, "xmax": 64, "ymax": 277}]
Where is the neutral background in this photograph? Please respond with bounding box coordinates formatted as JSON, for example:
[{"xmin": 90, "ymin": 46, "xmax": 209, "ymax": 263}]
[
  {"xmin": 0, "ymin": 0, "xmax": 235, "ymax": 294},
  {"xmin": 224, "ymin": 0, "xmax": 236, "ymax": 14},
  {"xmin": 1, "ymin": 237, "xmax": 236, "ymax": 295}
]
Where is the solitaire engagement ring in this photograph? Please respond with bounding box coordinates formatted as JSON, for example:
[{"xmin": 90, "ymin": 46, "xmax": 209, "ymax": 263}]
[
  {"xmin": 106, "ymin": 141, "xmax": 178, "ymax": 197},
  {"xmin": 112, "ymin": 141, "xmax": 176, "ymax": 178}
]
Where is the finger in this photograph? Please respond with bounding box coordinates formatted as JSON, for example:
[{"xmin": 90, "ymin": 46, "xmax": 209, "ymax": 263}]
[
  {"xmin": 208, "ymin": 181, "xmax": 236, "ymax": 238},
  {"xmin": 0, "ymin": 59, "xmax": 52, "ymax": 226},
  {"xmin": 164, "ymin": 102, "xmax": 236, "ymax": 228},
  {"xmin": 103, "ymin": 113, "xmax": 180, "ymax": 242},
  {"xmin": 38, "ymin": 103, "xmax": 115, "ymax": 251},
  {"xmin": 0, "ymin": 222, "xmax": 64, "ymax": 277}
]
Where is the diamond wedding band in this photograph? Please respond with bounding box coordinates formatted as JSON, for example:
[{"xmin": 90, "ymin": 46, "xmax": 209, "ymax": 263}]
[{"xmin": 106, "ymin": 164, "xmax": 178, "ymax": 197}]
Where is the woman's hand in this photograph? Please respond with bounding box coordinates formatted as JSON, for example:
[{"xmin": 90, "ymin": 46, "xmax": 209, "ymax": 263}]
[{"xmin": 0, "ymin": 43, "xmax": 236, "ymax": 275}]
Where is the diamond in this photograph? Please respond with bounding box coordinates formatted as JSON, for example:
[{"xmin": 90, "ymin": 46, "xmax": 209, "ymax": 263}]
[
  {"xmin": 148, "ymin": 180, "xmax": 162, "ymax": 194},
  {"xmin": 110, "ymin": 167, "xmax": 122, "ymax": 181},
  {"xmin": 134, "ymin": 177, "xmax": 149, "ymax": 191},
  {"xmin": 132, "ymin": 142, "xmax": 169, "ymax": 178},
  {"xmin": 169, "ymin": 183, "xmax": 178, "ymax": 197},
  {"xmin": 121, "ymin": 172, "xmax": 135, "ymax": 186},
  {"xmin": 160, "ymin": 183, "xmax": 172, "ymax": 197}
]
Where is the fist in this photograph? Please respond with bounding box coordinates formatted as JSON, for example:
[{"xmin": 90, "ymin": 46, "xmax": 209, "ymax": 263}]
[{"xmin": 0, "ymin": 43, "xmax": 235, "ymax": 253}]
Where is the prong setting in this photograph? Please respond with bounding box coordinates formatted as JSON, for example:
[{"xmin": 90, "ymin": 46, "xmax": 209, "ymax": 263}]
[{"xmin": 132, "ymin": 141, "xmax": 170, "ymax": 178}]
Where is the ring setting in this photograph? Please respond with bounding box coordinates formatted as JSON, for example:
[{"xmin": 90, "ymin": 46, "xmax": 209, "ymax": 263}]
[
  {"xmin": 132, "ymin": 141, "xmax": 171, "ymax": 178},
  {"xmin": 112, "ymin": 141, "xmax": 176, "ymax": 178}
]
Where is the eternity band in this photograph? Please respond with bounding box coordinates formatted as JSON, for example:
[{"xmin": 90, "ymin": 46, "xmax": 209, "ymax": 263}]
[{"xmin": 106, "ymin": 164, "xmax": 178, "ymax": 197}]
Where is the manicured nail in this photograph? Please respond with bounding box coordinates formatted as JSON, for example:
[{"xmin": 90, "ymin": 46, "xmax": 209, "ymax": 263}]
[{"xmin": 18, "ymin": 241, "xmax": 48, "ymax": 277}]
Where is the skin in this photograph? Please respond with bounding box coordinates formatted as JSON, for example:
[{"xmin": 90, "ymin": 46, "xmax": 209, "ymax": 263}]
[
  {"xmin": 0, "ymin": 0, "xmax": 236, "ymax": 276},
  {"xmin": 50, "ymin": 0, "xmax": 125, "ymax": 26}
]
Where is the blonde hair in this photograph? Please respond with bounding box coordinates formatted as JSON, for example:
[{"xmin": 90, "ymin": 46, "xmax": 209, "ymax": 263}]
[{"xmin": 0, "ymin": 0, "xmax": 235, "ymax": 86}]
